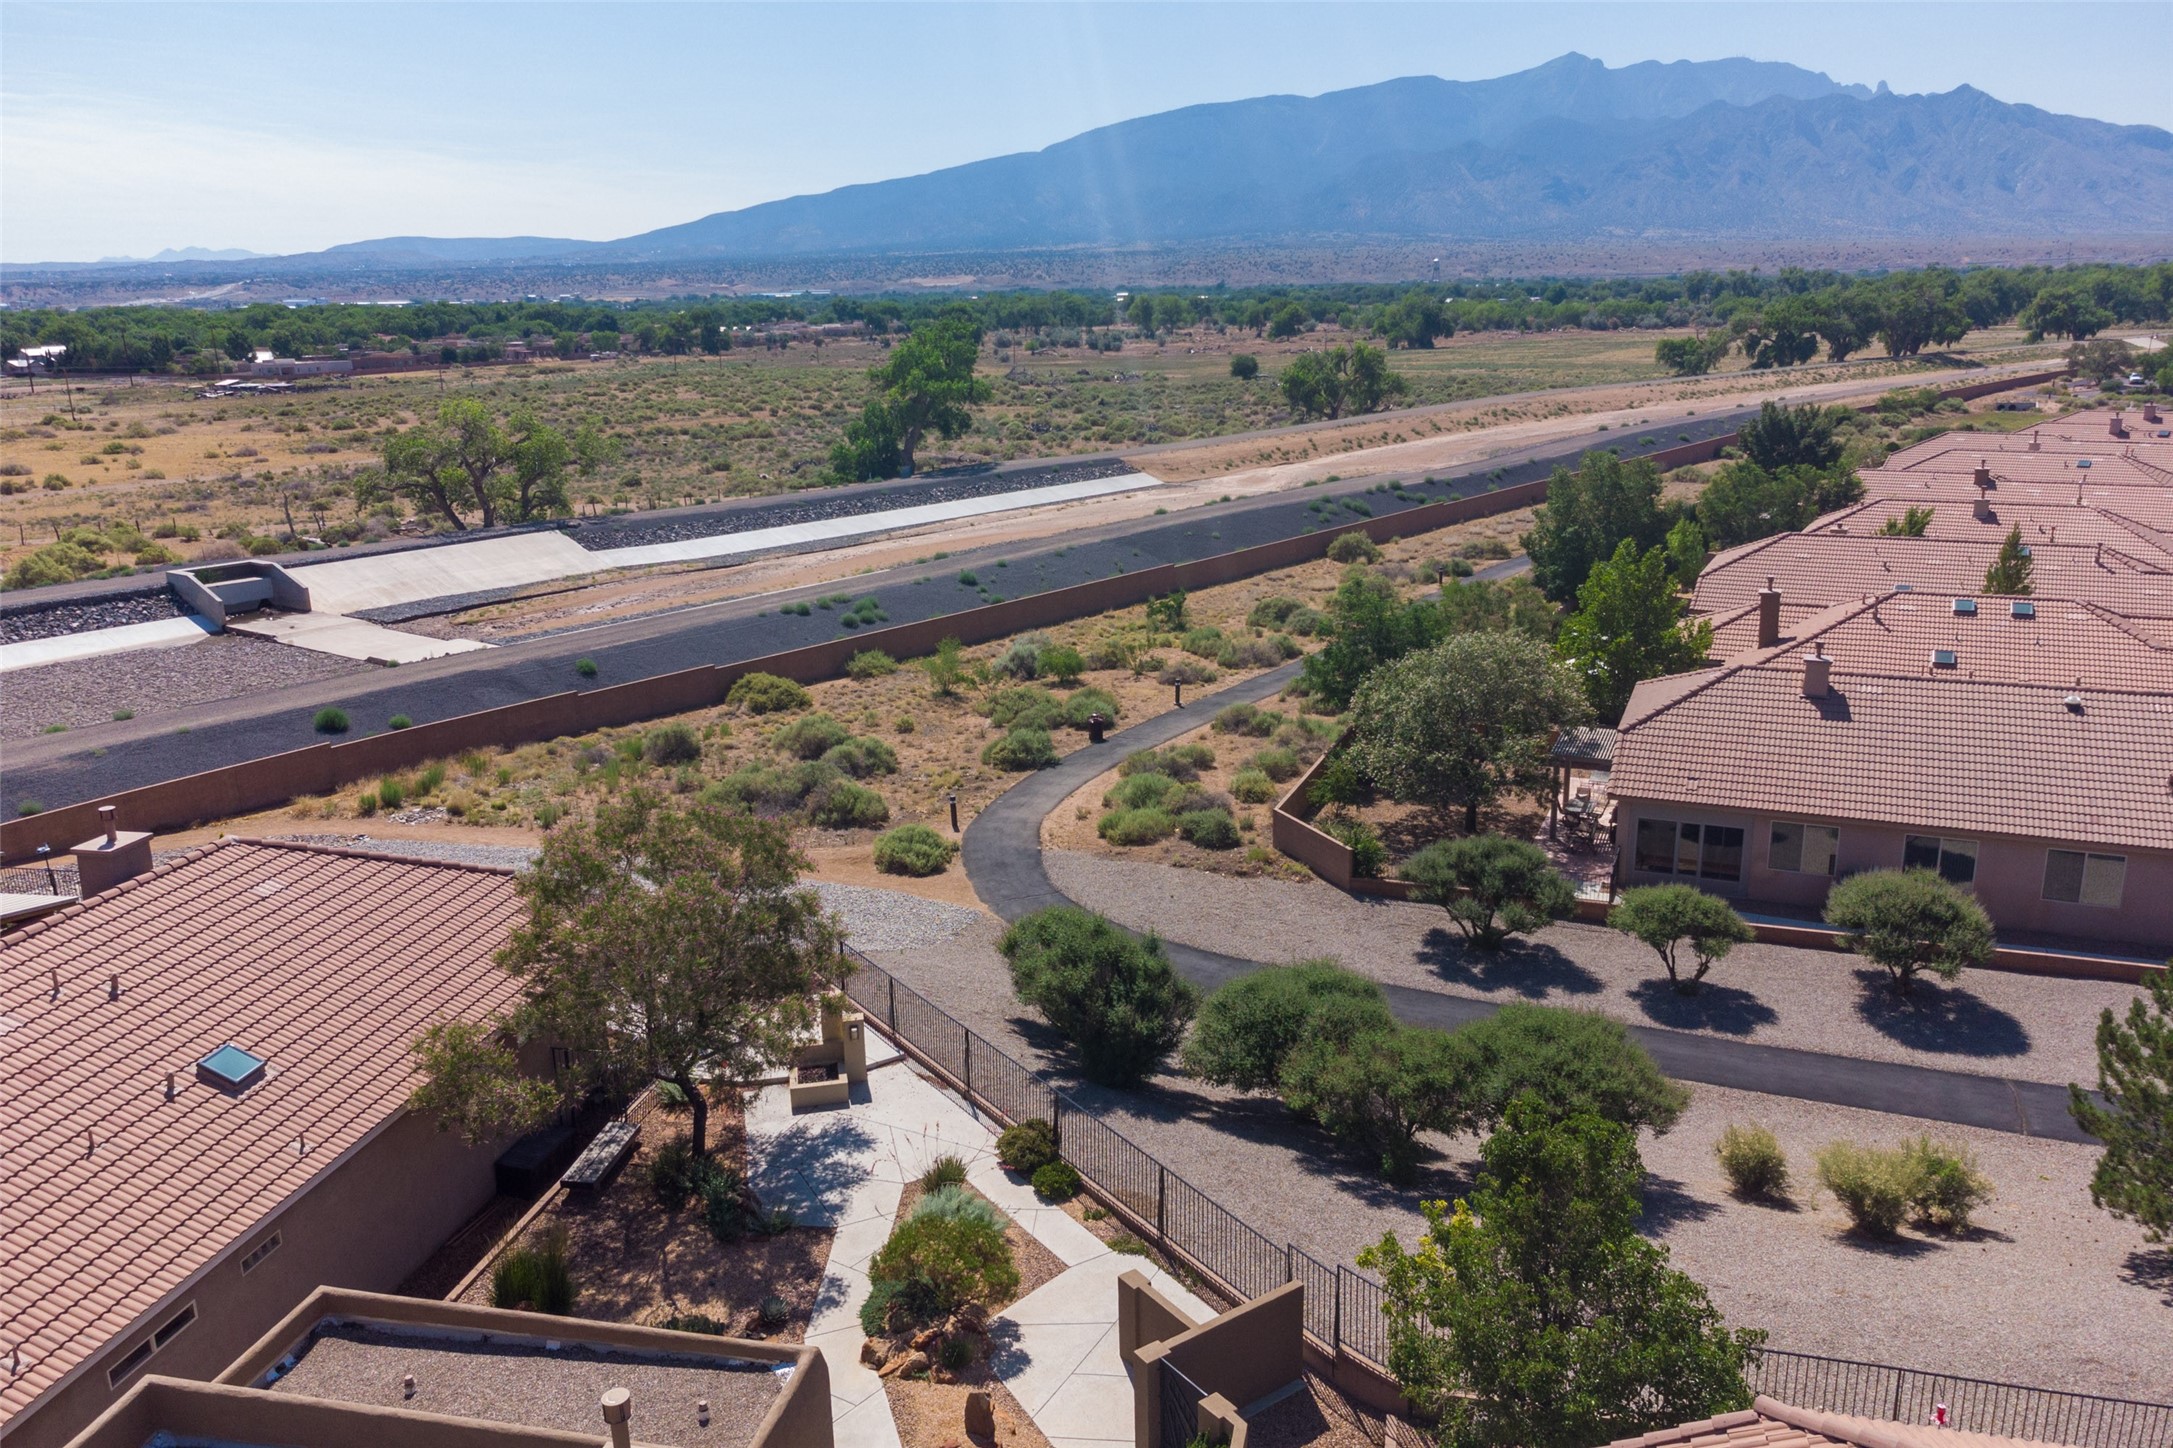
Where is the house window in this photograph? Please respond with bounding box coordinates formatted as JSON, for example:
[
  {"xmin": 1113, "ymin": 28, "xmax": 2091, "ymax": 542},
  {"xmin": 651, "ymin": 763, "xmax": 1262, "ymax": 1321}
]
[
  {"xmin": 1634, "ymin": 819, "xmax": 1745, "ymax": 882},
  {"xmin": 2043, "ymin": 850, "xmax": 2126, "ymax": 908},
  {"xmin": 1770, "ymin": 822, "xmax": 1839, "ymax": 876},
  {"xmin": 240, "ymin": 1232, "xmax": 282, "ymax": 1275},
  {"xmin": 1903, "ymin": 835, "xmax": 1978, "ymax": 885},
  {"xmin": 151, "ymin": 1303, "xmax": 196, "ymax": 1349},
  {"xmin": 107, "ymin": 1303, "xmax": 195, "ymax": 1388}
]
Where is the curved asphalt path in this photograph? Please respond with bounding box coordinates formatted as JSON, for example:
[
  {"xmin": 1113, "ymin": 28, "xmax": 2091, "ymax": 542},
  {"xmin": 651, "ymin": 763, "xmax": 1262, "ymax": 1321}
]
[{"xmin": 960, "ymin": 664, "xmax": 2096, "ymax": 1145}]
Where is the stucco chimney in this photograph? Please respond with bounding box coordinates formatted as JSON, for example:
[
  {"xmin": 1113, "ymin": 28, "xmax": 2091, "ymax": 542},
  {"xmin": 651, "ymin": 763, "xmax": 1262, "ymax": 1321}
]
[
  {"xmin": 72, "ymin": 809, "xmax": 153, "ymax": 898},
  {"xmin": 1802, "ymin": 645, "xmax": 1832, "ymax": 699},
  {"xmin": 1972, "ymin": 481, "xmax": 1993, "ymax": 522},
  {"xmin": 2146, "ymin": 402, "xmax": 2163, "ymax": 424},
  {"xmin": 2109, "ymin": 411, "xmax": 2126, "ymax": 438},
  {"xmin": 1757, "ymin": 577, "xmax": 1782, "ymax": 649},
  {"xmin": 1973, "ymin": 459, "xmax": 1993, "ymax": 490}
]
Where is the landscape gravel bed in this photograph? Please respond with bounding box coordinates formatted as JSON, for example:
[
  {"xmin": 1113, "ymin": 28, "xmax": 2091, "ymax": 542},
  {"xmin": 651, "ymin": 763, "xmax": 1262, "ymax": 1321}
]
[
  {"xmin": 0, "ymin": 588, "xmax": 186, "ymax": 645},
  {"xmin": 564, "ymin": 456, "xmax": 1136, "ymax": 552},
  {"xmin": 1042, "ymin": 852, "xmax": 2140, "ymax": 1087},
  {"xmin": 862, "ymin": 923, "xmax": 2169, "ymax": 1399},
  {"xmin": 0, "ymin": 634, "xmax": 364, "ymax": 740}
]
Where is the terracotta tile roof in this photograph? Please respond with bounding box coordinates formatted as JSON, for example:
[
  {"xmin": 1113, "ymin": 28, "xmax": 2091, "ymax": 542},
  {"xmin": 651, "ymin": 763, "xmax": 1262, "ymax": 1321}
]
[
  {"xmin": 1603, "ymin": 1395, "xmax": 2081, "ymax": 1448},
  {"xmin": 1690, "ymin": 534, "xmax": 2173, "ymax": 619},
  {"xmin": 1613, "ymin": 646, "xmax": 2173, "ymax": 851},
  {"xmin": 0, "ymin": 840, "xmax": 524, "ymax": 1426},
  {"xmin": 1811, "ymin": 500, "xmax": 2173, "ymax": 558}
]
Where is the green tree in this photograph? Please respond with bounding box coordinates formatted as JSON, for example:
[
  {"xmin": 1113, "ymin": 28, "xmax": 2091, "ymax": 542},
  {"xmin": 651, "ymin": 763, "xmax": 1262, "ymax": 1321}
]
[
  {"xmin": 1609, "ymin": 885, "xmax": 1756, "ymax": 994},
  {"xmin": 920, "ymin": 636, "xmax": 968, "ymax": 697},
  {"xmin": 1450, "ymin": 1005, "xmax": 1688, "ymax": 1133},
  {"xmin": 1433, "ymin": 575, "xmax": 1558, "ymax": 641},
  {"xmin": 507, "ymin": 408, "xmax": 571, "ymax": 521},
  {"xmin": 417, "ymin": 790, "xmax": 841, "ymax": 1157},
  {"xmin": 1347, "ymin": 632, "xmax": 1588, "ymax": 833},
  {"xmin": 1128, "ymin": 293, "xmax": 1158, "ymax": 336},
  {"xmin": 1654, "ymin": 333, "xmax": 1729, "ymax": 376},
  {"xmin": 1982, "ymin": 525, "xmax": 2035, "ymax": 596},
  {"xmin": 999, "ymin": 907, "xmax": 1198, "ymax": 1088},
  {"xmin": 1279, "ymin": 343, "xmax": 1408, "ymax": 420},
  {"xmin": 831, "ymin": 316, "xmax": 992, "ymax": 479},
  {"xmin": 2069, "ymin": 970, "xmax": 2173, "ymax": 1242},
  {"xmin": 1554, "ymin": 539, "xmax": 1715, "ymax": 720},
  {"xmin": 1877, "ymin": 505, "xmax": 1934, "ymax": 537},
  {"xmin": 1375, "ymin": 291, "xmax": 1453, "ymax": 349},
  {"xmin": 408, "ymin": 1021, "xmax": 559, "ymax": 1146},
  {"xmin": 1823, "ymin": 868, "xmax": 1996, "ymax": 995},
  {"xmin": 1229, "ymin": 353, "xmax": 1260, "ymax": 380},
  {"xmin": 2020, "ymin": 285, "xmax": 2112, "ymax": 342},
  {"xmin": 1183, "ymin": 959, "xmax": 1393, "ymax": 1092},
  {"xmin": 1736, "ymin": 401, "xmax": 1846, "ymax": 472},
  {"xmin": 384, "ymin": 397, "xmax": 568, "ymax": 530},
  {"xmin": 1359, "ymin": 1102, "xmax": 1761, "ymax": 1447},
  {"xmin": 1663, "ymin": 515, "xmax": 1709, "ymax": 589},
  {"xmin": 1267, "ymin": 302, "xmax": 1309, "ymax": 339},
  {"xmin": 1297, "ymin": 566, "xmax": 1446, "ymax": 710},
  {"xmin": 1403, "ymin": 835, "xmax": 1577, "ymax": 951},
  {"xmin": 1282, "ymin": 1021, "xmax": 1474, "ymax": 1181},
  {"xmin": 1522, "ymin": 450, "xmax": 1673, "ymax": 605}
]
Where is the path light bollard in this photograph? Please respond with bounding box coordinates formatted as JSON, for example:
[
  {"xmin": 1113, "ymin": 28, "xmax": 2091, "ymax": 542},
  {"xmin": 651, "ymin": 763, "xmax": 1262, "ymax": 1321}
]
[
  {"xmin": 948, "ymin": 791, "xmax": 960, "ymax": 833},
  {"xmin": 1173, "ymin": 681, "xmax": 1183, "ymax": 708},
  {"xmin": 601, "ymin": 1387, "xmax": 633, "ymax": 1448}
]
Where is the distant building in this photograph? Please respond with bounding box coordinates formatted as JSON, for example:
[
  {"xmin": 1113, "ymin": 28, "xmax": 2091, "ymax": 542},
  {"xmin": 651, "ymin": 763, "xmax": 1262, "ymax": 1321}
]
[
  {"xmin": 244, "ymin": 355, "xmax": 353, "ymax": 379},
  {"xmin": 6, "ymin": 344, "xmax": 67, "ymax": 376}
]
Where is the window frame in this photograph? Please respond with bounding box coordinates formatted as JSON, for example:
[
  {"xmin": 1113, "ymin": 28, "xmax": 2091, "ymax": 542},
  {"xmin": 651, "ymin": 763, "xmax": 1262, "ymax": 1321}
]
[
  {"xmin": 1903, "ymin": 834, "xmax": 1979, "ymax": 885},
  {"xmin": 2042, "ymin": 849, "xmax": 2126, "ymax": 908},
  {"xmin": 1769, "ymin": 821, "xmax": 1840, "ymax": 877},
  {"xmin": 1633, "ymin": 817, "xmax": 1745, "ymax": 884},
  {"xmin": 107, "ymin": 1303, "xmax": 196, "ymax": 1388}
]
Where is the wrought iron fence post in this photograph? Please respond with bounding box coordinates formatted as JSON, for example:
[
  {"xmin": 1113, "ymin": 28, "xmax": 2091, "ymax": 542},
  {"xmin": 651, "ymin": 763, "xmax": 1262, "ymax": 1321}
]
[
  {"xmin": 1157, "ymin": 1164, "xmax": 1167, "ymax": 1240},
  {"xmin": 887, "ymin": 973, "xmax": 896, "ymax": 1031},
  {"xmin": 1333, "ymin": 1266, "xmax": 1343, "ymax": 1356},
  {"xmin": 1893, "ymin": 1371, "xmax": 1905, "ymax": 1425},
  {"xmin": 964, "ymin": 1032, "xmax": 973, "ymax": 1100}
]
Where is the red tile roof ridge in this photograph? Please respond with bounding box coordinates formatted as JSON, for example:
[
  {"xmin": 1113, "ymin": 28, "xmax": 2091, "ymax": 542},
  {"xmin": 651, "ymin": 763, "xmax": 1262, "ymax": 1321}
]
[
  {"xmin": 1603, "ymin": 1409, "xmax": 1764, "ymax": 1448},
  {"xmin": 1631, "ymin": 595, "xmax": 1888, "ymax": 728},
  {"xmin": 2077, "ymin": 600, "xmax": 2173, "ymax": 650},
  {"xmin": 223, "ymin": 835, "xmax": 522, "ymax": 877},
  {"xmin": 1752, "ymin": 1396, "xmax": 2075, "ymax": 1448},
  {"xmin": 0, "ymin": 841, "xmax": 228, "ymax": 946}
]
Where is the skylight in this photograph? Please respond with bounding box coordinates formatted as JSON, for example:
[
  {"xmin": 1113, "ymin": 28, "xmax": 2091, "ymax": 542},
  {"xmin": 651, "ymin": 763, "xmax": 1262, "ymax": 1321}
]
[
  {"xmin": 197, "ymin": 1043, "xmax": 268, "ymax": 1094},
  {"xmin": 2076, "ymin": 459, "xmax": 2093, "ymax": 469},
  {"xmin": 2012, "ymin": 600, "xmax": 2037, "ymax": 619},
  {"xmin": 1952, "ymin": 599, "xmax": 1977, "ymax": 616},
  {"xmin": 1931, "ymin": 649, "xmax": 1959, "ymax": 669}
]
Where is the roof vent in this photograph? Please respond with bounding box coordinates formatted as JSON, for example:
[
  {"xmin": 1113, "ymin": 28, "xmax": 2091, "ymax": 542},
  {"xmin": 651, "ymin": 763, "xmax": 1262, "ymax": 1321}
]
[
  {"xmin": 196, "ymin": 1044, "xmax": 267, "ymax": 1094},
  {"xmin": 1931, "ymin": 649, "xmax": 1959, "ymax": 670},
  {"xmin": 2012, "ymin": 600, "xmax": 2036, "ymax": 620},
  {"xmin": 2064, "ymin": 693, "xmax": 2085, "ymax": 713},
  {"xmin": 1951, "ymin": 599, "xmax": 1977, "ymax": 617}
]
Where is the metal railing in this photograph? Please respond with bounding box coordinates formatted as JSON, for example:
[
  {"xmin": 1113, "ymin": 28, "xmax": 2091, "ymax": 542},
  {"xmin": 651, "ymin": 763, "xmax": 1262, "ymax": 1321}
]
[
  {"xmin": 1750, "ymin": 1350, "xmax": 2173, "ymax": 1448},
  {"xmin": 1160, "ymin": 1356, "xmax": 1210, "ymax": 1448},
  {"xmin": 839, "ymin": 947, "xmax": 2172, "ymax": 1448}
]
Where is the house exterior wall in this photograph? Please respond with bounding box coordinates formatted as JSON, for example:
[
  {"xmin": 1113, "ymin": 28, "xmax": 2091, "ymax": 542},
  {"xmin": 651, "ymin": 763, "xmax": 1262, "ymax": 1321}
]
[
  {"xmin": 1613, "ymin": 796, "xmax": 2173, "ymax": 951},
  {"xmin": 9, "ymin": 1111, "xmax": 499, "ymax": 1448}
]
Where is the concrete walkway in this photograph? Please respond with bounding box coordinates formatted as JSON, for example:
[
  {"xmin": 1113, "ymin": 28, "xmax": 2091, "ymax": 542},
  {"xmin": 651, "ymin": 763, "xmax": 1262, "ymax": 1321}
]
[
  {"xmin": 958, "ymin": 665, "xmax": 2100, "ymax": 1145},
  {"xmin": 747, "ymin": 1053, "xmax": 1209, "ymax": 1448}
]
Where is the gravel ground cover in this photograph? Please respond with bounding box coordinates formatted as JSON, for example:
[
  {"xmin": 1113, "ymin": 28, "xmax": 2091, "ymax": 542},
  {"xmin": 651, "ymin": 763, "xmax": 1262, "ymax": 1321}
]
[
  {"xmin": 268, "ymin": 1321, "xmax": 784, "ymax": 1447},
  {"xmin": 567, "ymin": 457, "xmax": 1136, "ymax": 553},
  {"xmin": 0, "ymin": 588, "xmax": 182, "ymax": 645},
  {"xmin": 863, "ymin": 922, "xmax": 2171, "ymax": 1399},
  {"xmin": 1, "ymin": 633, "xmax": 363, "ymax": 740},
  {"xmin": 1042, "ymin": 852, "xmax": 2142, "ymax": 1087}
]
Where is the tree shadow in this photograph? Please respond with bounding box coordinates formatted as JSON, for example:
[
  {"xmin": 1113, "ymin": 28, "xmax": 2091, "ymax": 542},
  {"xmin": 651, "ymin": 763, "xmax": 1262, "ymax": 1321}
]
[
  {"xmin": 1419, "ymin": 928, "xmax": 1603, "ymax": 998},
  {"xmin": 1639, "ymin": 1173, "xmax": 1724, "ymax": 1231},
  {"xmin": 1829, "ymin": 1227, "xmax": 1949, "ymax": 1259},
  {"xmin": 2119, "ymin": 1248, "xmax": 2173, "ymax": 1307},
  {"xmin": 1628, "ymin": 978, "xmax": 1779, "ymax": 1037},
  {"xmin": 1851, "ymin": 969, "xmax": 2032, "ymax": 1058}
]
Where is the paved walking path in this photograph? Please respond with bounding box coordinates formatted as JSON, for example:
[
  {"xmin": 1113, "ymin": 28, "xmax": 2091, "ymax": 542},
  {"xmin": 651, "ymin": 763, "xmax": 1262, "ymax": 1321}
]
[
  {"xmin": 958, "ymin": 664, "xmax": 2099, "ymax": 1145},
  {"xmin": 748, "ymin": 1056, "xmax": 1211, "ymax": 1448}
]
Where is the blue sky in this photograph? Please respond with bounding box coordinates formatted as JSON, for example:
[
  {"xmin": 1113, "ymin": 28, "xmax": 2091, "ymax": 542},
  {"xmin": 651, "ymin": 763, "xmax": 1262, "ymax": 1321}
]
[{"xmin": 5, "ymin": 1, "xmax": 2167, "ymax": 262}]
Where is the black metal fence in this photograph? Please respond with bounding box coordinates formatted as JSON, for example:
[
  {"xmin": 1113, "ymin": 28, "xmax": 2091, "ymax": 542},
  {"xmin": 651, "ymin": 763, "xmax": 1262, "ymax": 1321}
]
[
  {"xmin": 840, "ymin": 948, "xmax": 2173, "ymax": 1448},
  {"xmin": 1160, "ymin": 1355, "xmax": 1210, "ymax": 1448},
  {"xmin": 1750, "ymin": 1350, "xmax": 2173, "ymax": 1448}
]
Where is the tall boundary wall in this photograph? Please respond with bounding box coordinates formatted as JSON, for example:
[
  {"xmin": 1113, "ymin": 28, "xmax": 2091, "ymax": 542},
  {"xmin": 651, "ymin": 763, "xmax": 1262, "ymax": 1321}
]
[{"xmin": 2, "ymin": 368, "xmax": 2064, "ymax": 867}]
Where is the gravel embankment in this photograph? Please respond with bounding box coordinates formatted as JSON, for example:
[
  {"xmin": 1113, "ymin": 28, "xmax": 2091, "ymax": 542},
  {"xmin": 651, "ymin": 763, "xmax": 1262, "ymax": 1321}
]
[
  {"xmin": 863, "ymin": 921, "xmax": 2171, "ymax": 1398},
  {"xmin": 1042, "ymin": 852, "xmax": 2140, "ymax": 1087},
  {"xmin": 1, "ymin": 589, "xmax": 185, "ymax": 645},
  {"xmin": 1, "ymin": 634, "xmax": 365, "ymax": 740}
]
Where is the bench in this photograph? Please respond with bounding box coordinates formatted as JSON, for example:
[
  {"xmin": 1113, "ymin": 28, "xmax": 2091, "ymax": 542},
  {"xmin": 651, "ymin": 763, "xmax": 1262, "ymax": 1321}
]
[{"xmin": 560, "ymin": 1119, "xmax": 640, "ymax": 1190}]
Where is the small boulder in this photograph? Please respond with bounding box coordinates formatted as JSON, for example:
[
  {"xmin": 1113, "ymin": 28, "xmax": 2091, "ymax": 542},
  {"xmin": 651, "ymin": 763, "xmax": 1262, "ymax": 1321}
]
[
  {"xmin": 880, "ymin": 1349, "xmax": 931, "ymax": 1379},
  {"xmin": 910, "ymin": 1326, "xmax": 943, "ymax": 1351},
  {"xmin": 963, "ymin": 1389, "xmax": 996, "ymax": 1439}
]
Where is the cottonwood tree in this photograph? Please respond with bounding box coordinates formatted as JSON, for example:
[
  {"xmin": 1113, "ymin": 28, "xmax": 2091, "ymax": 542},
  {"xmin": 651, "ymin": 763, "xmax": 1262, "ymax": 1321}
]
[
  {"xmin": 2069, "ymin": 970, "xmax": 2173, "ymax": 1243},
  {"xmin": 1279, "ymin": 342, "xmax": 1407, "ymax": 421},
  {"xmin": 1360, "ymin": 1102, "xmax": 1760, "ymax": 1448},
  {"xmin": 381, "ymin": 398, "xmax": 570, "ymax": 530},
  {"xmin": 1554, "ymin": 539, "xmax": 1714, "ymax": 720},
  {"xmin": 1347, "ymin": 632, "xmax": 1588, "ymax": 833},
  {"xmin": 831, "ymin": 315, "xmax": 992, "ymax": 479},
  {"xmin": 1610, "ymin": 885, "xmax": 1757, "ymax": 994},
  {"xmin": 1521, "ymin": 450, "xmax": 1674, "ymax": 605},
  {"xmin": 414, "ymin": 790, "xmax": 843, "ymax": 1157}
]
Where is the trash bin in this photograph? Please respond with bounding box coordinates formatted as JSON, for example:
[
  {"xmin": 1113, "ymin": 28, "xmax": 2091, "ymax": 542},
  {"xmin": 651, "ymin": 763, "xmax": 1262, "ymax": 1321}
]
[{"xmin": 1086, "ymin": 712, "xmax": 1108, "ymax": 744}]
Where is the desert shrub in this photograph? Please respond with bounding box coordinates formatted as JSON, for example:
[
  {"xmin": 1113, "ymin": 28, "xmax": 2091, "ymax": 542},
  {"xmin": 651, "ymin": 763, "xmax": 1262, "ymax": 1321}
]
[
  {"xmin": 1320, "ymin": 812, "xmax": 1387, "ymax": 877},
  {"xmin": 866, "ymin": 1211, "xmax": 1020, "ymax": 1327},
  {"xmin": 1816, "ymin": 1142, "xmax": 1913, "ymax": 1237},
  {"xmin": 701, "ymin": 1165, "xmax": 761, "ymax": 1244},
  {"xmin": 312, "ymin": 707, "xmax": 349, "ymax": 734},
  {"xmin": 918, "ymin": 1155, "xmax": 969, "ymax": 1193},
  {"xmin": 1220, "ymin": 636, "xmax": 1300, "ymax": 669},
  {"xmin": 1000, "ymin": 906, "xmax": 1199, "ymax": 1087},
  {"xmin": 1040, "ymin": 644, "xmax": 1087, "ymax": 684},
  {"xmin": 491, "ymin": 1227, "xmax": 575, "ymax": 1314},
  {"xmin": 1099, "ymin": 807, "xmax": 1177, "ymax": 845},
  {"xmin": 873, "ymin": 824, "xmax": 957, "ymax": 877},
  {"xmin": 661, "ymin": 1313, "xmax": 726, "ymax": 1335},
  {"xmin": 1402, "ymin": 834, "xmax": 1577, "ymax": 949},
  {"xmin": 647, "ymin": 1137, "xmax": 728, "ymax": 1210},
  {"xmin": 376, "ymin": 777, "xmax": 408, "ymax": 810},
  {"xmin": 1247, "ymin": 596, "xmax": 1304, "ymax": 629},
  {"xmin": 821, "ymin": 736, "xmax": 899, "ymax": 777},
  {"xmin": 859, "ymin": 1278, "xmax": 908, "ymax": 1337},
  {"xmin": 1283, "ymin": 605, "xmax": 1329, "ymax": 636},
  {"xmin": 1158, "ymin": 658, "xmax": 1217, "ymax": 687},
  {"xmin": 991, "ymin": 635, "xmax": 1048, "ymax": 680},
  {"xmin": 416, "ymin": 762, "xmax": 447, "ymax": 795},
  {"xmin": 759, "ymin": 1295, "xmax": 791, "ymax": 1328},
  {"xmin": 939, "ymin": 1335, "xmax": 975, "ymax": 1371},
  {"xmin": 1165, "ymin": 742, "xmax": 1216, "ymax": 770},
  {"xmin": 996, "ymin": 1119, "xmax": 1059, "ymax": 1176},
  {"xmin": 1180, "ymin": 626, "xmax": 1227, "ymax": 658},
  {"xmin": 388, "ymin": 714, "xmax": 413, "ymax": 730},
  {"xmin": 1057, "ymin": 686, "xmax": 1120, "ymax": 729},
  {"xmin": 1185, "ymin": 960, "xmax": 1392, "ymax": 1092},
  {"xmin": 983, "ymin": 726, "xmax": 1058, "ymax": 771},
  {"xmin": 1283, "ymin": 1021, "xmax": 1471, "ymax": 1181},
  {"xmin": 846, "ymin": 649, "xmax": 898, "ymax": 679},
  {"xmin": 356, "ymin": 790, "xmax": 379, "ymax": 817},
  {"xmin": 1215, "ymin": 702, "xmax": 1284, "ymax": 737},
  {"xmin": 1326, "ymin": 530, "xmax": 1382, "ymax": 563},
  {"xmin": 1230, "ymin": 768, "xmax": 1279, "ymax": 804},
  {"xmin": 704, "ymin": 764, "xmax": 805, "ymax": 815},
  {"xmin": 643, "ymin": 722, "xmax": 702, "ymax": 766},
  {"xmin": 1105, "ymin": 771, "xmax": 1185, "ymax": 811},
  {"xmin": 729, "ymin": 672, "xmax": 811, "ymax": 713},
  {"xmin": 1084, "ymin": 638, "xmax": 1136, "ymax": 672},
  {"xmin": 1250, "ymin": 746, "xmax": 1301, "ymax": 781},
  {"xmin": 1175, "ymin": 808, "xmax": 1240, "ymax": 850},
  {"xmin": 806, "ymin": 778, "xmax": 890, "ymax": 829},
  {"xmin": 985, "ymin": 684, "xmax": 1062, "ymax": 730},
  {"xmin": 1901, "ymin": 1137, "xmax": 1994, "ymax": 1232},
  {"xmin": 1033, "ymin": 1162, "xmax": 1082, "ymax": 1201},
  {"xmin": 574, "ymin": 657, "xmax": 599, "ymax": 678},
  {"xmin": 911, "ymin": 1185, "xmax": 1007, "ymax": 1235},
  {"xmin": 774, "ymin": 712, "xmax": 852, "ymax": 760},
  {"xmin": 1716, "ymin": 1124, "xmax": 1790, "ymax": 1200},
  {"xmin": 1450, "ymin": 1004, "xmax": 1688, "ymax": 1133}
]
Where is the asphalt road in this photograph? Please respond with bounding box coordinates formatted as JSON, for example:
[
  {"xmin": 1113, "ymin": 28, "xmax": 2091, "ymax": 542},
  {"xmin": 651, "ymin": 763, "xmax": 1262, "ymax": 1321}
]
[
  {"xmin": 958, "ymin": 664, "xmax": 2097, "ymax": 1145},
  {"xmin": 4, "ymin": 407, "xmax": 1749, "ymax": 816}
]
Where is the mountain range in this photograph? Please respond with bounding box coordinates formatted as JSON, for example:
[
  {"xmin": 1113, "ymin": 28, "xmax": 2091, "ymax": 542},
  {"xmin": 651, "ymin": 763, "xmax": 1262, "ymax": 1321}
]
[{"xmin": 28, "ymin": 54, "xmax": 2173, "ymax": 275}]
